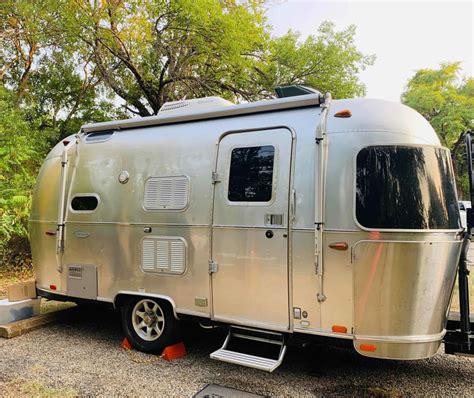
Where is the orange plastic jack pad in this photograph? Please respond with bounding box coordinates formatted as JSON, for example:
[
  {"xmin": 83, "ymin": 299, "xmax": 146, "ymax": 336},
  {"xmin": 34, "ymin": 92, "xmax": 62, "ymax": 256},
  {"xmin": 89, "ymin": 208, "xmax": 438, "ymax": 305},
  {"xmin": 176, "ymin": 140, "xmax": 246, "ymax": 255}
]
[
  {"xmin": 121, "ymin": 337, "xmax": 133, "ymax": 350},
  {"xmin": 161, "ymin": 342, "xmax": 187, "ymax": 361}
]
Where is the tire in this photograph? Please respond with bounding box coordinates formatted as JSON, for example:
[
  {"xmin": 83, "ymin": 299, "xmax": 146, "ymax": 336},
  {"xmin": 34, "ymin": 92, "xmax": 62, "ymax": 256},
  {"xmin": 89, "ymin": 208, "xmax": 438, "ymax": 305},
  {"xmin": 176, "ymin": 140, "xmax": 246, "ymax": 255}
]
[{"xmin": 121, "ymin": 297, "xmax": 179, "ymax": 353}]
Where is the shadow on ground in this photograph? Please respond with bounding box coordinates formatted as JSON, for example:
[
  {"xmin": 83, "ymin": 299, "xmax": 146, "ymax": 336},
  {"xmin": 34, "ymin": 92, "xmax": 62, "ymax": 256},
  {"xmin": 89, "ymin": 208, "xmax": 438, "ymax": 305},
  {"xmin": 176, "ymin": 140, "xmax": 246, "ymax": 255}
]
[{"xmin": 37, "ymin": 303, "xmax": 473, "ymax": 397}]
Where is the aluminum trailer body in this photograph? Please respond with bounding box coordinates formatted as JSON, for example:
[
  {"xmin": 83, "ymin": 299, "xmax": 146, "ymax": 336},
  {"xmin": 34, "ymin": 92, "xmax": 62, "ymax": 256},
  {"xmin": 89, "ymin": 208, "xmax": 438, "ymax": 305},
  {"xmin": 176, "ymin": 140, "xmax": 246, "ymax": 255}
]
[{"xmin": 30, "ymin": 93, "xmax": 463, "ymax": 369}]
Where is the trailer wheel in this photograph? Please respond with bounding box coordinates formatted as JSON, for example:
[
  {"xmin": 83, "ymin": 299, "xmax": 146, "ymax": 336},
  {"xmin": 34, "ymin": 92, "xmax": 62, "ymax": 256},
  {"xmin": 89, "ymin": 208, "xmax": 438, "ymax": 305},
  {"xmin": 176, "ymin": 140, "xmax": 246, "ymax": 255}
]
[{"xmin": 122, "ymin": 297, "xmax": 178, "ymax": 353}]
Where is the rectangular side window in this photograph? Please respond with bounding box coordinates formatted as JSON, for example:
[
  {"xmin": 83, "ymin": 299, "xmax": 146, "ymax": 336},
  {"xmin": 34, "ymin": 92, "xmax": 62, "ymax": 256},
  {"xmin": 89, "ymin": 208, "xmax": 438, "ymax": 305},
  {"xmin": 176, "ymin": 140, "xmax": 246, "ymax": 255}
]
[
  {"xmin": 356, "ymin": 145, "xmax": 460, "ymax": 229},
  {"xmin": 228, "ymin": 145, "xmax": 274, "ymax": 202}
]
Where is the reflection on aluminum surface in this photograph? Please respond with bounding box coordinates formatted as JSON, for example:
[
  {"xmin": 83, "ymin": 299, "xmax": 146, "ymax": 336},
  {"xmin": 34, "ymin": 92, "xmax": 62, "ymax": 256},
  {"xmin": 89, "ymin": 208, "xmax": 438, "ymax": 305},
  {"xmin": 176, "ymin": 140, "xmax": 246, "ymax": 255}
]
[{"xmin": 356, "ymin": 146, "xmax": 460, "ymax": 229}]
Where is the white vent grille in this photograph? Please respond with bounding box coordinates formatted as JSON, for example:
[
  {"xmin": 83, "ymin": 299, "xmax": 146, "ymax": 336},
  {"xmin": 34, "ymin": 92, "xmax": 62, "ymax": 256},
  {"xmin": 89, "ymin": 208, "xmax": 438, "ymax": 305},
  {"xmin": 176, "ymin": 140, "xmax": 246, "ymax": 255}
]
[
  {"xmin": 170, "ymin": 241, "xmax": 185, "ymax": 273},
  {"xmin": 142, "ymin": 240, "xmax": 156, "ymax": 271},
  {"xmin": 144, "ymin": 176, "xmax": 189, "ymax": 210},
  {"xmin": 141, "ymin": 237, "xmax": 187, "ymax": 274}
]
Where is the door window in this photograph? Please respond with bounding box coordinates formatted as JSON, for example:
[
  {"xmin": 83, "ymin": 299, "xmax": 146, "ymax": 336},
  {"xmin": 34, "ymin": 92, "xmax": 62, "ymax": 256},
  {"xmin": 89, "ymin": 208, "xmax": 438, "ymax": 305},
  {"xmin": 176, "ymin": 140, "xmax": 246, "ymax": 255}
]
[{"xmin": 228, "ymin": 145, "xmax": 275, "ymax": 202}]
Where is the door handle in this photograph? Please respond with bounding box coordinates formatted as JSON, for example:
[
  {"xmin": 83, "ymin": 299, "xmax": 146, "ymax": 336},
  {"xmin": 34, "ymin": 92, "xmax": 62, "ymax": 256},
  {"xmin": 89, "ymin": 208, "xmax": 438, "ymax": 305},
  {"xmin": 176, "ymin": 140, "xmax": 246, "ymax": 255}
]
[
  {"xmin": 265, "ymin": 230, "xmax": 274, "ymax": 239},
  {"xmin": 144, "ymin": 227, "xmax": 152, "ymax": 233}
]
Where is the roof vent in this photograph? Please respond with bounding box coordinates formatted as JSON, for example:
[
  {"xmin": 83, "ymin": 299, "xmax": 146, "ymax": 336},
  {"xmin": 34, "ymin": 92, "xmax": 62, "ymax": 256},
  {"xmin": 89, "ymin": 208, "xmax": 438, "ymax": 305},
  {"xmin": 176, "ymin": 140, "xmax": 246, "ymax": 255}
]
[
  {"xmin": 275, "ymin": 85, "xmax": 321, "ymax": 98},
  {"xmin": 158, "ymin": 96, "xmax": 233, "ymax": 116}
]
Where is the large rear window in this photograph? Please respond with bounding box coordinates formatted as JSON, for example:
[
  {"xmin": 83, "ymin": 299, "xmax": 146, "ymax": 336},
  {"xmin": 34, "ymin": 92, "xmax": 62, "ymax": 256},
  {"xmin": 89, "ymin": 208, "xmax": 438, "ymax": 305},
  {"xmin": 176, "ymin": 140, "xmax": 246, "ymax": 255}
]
[{"xmin": 356, "ymin": 146, "xmax": 460, "ymax": 230}]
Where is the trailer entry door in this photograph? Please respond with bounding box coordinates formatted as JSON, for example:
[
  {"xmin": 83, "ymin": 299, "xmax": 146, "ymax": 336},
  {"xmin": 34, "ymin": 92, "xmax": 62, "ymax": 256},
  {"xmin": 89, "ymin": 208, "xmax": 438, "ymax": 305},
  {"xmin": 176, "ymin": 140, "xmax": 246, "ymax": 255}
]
[{"xmin": 211, "ymin": 128, "xmax": 293, "ymax": 330}]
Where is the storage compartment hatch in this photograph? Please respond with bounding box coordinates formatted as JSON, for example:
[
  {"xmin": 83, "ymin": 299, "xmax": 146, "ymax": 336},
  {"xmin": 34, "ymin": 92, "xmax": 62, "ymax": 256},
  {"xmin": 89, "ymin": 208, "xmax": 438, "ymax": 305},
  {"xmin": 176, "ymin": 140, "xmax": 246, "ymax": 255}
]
[{"xmin": 67, "ymin": 264, "xmax": 97, "ymax": 300}]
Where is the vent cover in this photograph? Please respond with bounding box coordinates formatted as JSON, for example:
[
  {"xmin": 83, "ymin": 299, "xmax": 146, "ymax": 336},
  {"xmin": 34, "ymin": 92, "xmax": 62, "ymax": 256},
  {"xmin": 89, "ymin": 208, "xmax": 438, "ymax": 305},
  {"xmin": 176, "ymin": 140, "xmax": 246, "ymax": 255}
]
[
  {"xmin": 144, "ymin": 176, "xmax": 189, "ymax": 210},
  {"xmin": 68, "ymin": 265, "xmax": 83, "ymax": 279},
  {"xmin": 141, "ymin": 237, "xmax": 187, "ymax": 275}
]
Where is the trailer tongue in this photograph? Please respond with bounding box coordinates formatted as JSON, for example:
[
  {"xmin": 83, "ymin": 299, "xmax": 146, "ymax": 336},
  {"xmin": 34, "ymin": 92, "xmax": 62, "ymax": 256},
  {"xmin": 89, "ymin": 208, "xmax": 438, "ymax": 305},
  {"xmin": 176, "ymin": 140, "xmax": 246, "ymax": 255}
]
[{"xmin": 444, "ymin": 131, "xmax": 474, "ymax": 356}]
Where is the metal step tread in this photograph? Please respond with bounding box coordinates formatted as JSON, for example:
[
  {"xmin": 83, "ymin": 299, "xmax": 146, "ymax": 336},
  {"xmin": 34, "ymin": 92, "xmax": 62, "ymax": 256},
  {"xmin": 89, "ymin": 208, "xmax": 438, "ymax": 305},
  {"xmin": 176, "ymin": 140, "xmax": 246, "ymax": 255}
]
[{"xmin": 210, "ymin": 348, "xmax": 283, "ymax": 372}]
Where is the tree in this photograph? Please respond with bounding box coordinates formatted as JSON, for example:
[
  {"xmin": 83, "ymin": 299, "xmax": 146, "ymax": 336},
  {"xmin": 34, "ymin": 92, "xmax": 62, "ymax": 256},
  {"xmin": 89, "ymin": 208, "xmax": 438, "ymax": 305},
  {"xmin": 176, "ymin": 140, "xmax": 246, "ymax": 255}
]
[
  {"xmin": 28, "ymin": 51, "xmax": 127, "ymax": 140},
  {"xmin": 263, "ymin": 22, "xmax": 375, "ymax": 98},
  {"xmin": 402, "ymin": 63, "xmax": 474, "ymax": 197},
  {"xmin": 0, "ymin": 1, "xmax": 121, "ymax": 141},
  {"xmin": 0, "ymin": 1, "xmax": 58, "ymax": 100},
  {"xmin": 402, "ymin": 62, "xmax": 474, "ymax": 147},
  {"xmin": 58, "ymin": 2, "xmax": 374, "ymax": 116},
  {"xmin": 59, "ymin": 0, "xmax": 270, "ymax": 116},
  {"xmin": 0, "ymin": 86, "xmax": 45, "ymax": 251}
]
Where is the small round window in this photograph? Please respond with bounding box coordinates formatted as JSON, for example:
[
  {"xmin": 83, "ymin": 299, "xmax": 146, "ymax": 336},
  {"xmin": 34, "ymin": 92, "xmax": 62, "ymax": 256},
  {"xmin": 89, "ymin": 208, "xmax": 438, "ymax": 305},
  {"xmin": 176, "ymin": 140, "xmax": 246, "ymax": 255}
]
[{"xmin": 71, "ymin": 196, "xmax": 98, "ymax": 211}]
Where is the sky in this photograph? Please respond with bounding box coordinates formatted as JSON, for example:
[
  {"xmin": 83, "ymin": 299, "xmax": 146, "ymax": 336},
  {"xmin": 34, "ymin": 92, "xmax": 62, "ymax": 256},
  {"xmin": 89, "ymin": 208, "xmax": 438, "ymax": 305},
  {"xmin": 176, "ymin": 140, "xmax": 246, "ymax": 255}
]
[{"xmin": 266, "ymin": 0, "xmax": 473, "ymax": 102}]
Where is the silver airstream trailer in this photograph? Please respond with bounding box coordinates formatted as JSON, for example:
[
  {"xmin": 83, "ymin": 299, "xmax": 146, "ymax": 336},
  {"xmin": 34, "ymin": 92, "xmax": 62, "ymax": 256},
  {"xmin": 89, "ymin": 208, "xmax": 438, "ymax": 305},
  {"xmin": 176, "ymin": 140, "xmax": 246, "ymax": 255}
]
[{"xmin": 30, "ymin": 87, "xmax": 465, "ymax": 371}]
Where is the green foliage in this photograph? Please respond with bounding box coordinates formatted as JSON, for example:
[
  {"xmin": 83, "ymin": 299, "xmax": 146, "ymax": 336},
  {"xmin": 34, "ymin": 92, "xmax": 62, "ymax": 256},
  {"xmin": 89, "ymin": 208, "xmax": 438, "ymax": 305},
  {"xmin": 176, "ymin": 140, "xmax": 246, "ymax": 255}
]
[
  {"xmin": 58, "ymin": 0, "xmax": 270, "ymax": 114},
  {"xmin": 0, "ymin": 86, "xmax": 46, "ymax": 247},
  {"xmin": 401, "ymin": 63, "xmax": 474, "ymax": 198},
  {"xmin": 264, "ymin": 22, "xmax": 375, "ymax": 98},
  {"xmin": 56, "ymin": 1, "xmax": 372, "ymax": 115},
  {"xmin": 401, "ymin": 62, "xmax": 474, "ymax": 147}
]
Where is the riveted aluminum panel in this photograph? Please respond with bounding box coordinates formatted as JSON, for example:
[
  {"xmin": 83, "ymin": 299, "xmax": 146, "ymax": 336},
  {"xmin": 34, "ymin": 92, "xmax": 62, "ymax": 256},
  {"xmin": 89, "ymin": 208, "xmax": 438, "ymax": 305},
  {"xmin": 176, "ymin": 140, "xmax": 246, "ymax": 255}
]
[{"xmin": 352, "ymin": 239, "xmax": 462, "ymax": 359}]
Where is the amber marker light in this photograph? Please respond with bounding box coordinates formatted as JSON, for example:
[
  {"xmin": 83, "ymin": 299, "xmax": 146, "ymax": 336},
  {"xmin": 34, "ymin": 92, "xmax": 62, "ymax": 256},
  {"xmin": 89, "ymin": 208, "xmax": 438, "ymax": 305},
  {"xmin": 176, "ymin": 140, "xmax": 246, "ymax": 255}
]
[
  {"xmin": 332, "ymin": 325, "xmax": 348, "ymax": 333},
  {"xmin": 334, "ymin": 109, "xmax": 352, "ymax": 118},
  {"xmin": 328, "ymin": 242, "xmax": 349, "ymax": 251},
  {"xmin": 360, "ymin": 344, "xmax": 377, "ymax": 352}
]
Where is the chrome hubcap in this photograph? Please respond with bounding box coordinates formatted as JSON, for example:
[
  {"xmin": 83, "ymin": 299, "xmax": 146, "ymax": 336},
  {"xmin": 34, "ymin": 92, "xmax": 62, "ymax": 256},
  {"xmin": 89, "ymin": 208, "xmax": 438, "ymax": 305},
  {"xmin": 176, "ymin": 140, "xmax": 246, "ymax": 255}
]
[{"xmin": 132, "ymin": 299, "xmax": 165, "ymax": 342}]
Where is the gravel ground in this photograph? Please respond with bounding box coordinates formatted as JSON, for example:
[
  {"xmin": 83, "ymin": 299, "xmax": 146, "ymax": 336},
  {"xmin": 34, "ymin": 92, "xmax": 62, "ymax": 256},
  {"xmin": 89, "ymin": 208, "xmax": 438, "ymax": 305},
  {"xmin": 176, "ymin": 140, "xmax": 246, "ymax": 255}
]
[
  {"xmin": 0, "ymin": 246, "xmax": 473, "ymax": 397},
  {"xmin": 0, "ymin": 306, "xmax": 473, "ymax": 397}
]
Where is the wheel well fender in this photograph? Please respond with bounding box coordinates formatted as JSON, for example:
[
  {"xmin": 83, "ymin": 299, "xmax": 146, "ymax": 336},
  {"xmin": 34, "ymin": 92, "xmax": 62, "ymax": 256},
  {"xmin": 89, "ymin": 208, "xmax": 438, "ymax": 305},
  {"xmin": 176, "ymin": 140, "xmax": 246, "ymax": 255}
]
[{"xmin": 113, "ymin": 291, "xmax": 179, "ymax": 319}]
